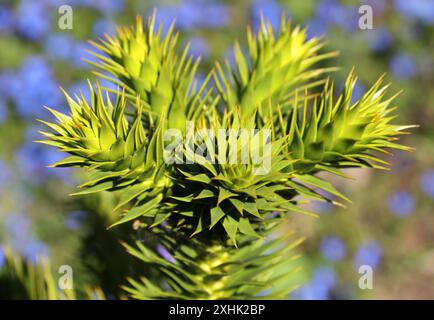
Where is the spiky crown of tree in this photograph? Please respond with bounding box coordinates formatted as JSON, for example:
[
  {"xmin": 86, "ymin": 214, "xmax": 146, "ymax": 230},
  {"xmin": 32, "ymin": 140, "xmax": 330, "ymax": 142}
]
[{"xmin": 35, "ymin": 13, "xmax": 413, "ymax": 300}]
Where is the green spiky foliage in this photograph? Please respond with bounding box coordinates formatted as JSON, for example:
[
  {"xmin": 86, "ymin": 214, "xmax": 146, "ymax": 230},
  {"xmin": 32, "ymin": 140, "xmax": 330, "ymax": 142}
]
[
  {"xmin": 0, "ymin": 247, "xmax": 105, "ymax": 300},
  {"xmin": 38, "ymin": 14, "xmax": 414, "ymax": 300},
  {"xmin": 38, "ymin": 84, "xmax": 172, "ymax": 228},
  {"xmin": 123, "ymin": 231, "xmax": 303, "ymax": 299},
  {"xmin": 158, "ymin": 109, "xmax": 326, "ymax": 246},
  {"xmin": 281, "ymin": 72, "xmax": 414, "ymax": 174},
  {"xmin": 214, "ymin": 16, "xmax": 337, "ymax": 117},
  {"xmin": 88, "ymin": 15, "xmax": 213, "ymax": 130}
]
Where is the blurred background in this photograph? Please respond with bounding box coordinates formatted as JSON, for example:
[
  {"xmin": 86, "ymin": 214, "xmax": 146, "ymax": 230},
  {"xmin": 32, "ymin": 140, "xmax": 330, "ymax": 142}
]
[{"xmin": 0, "ymin": 0, "xmax": 433, "ymax": 299}]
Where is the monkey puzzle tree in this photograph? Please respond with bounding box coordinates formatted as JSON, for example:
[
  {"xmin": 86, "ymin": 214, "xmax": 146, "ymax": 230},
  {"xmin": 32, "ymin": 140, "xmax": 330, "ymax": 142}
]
[{"xmin": 34, "ymin": 14, "xmax": 413, "ymax": 299}]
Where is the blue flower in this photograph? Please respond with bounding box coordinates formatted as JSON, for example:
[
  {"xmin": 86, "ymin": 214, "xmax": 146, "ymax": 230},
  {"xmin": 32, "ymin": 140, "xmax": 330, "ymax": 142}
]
[
  {"xmin": 316, "ymin": 0, "xmax": 346, "ymax": 25},
  {"xmin": 293, "ymin": 266, "xmax": 337, "ymax": 300},
  {"xmin": 155, "ymin": 2, "xmax": 229, "ymax": 31},
  {"xmin": 65, "ymin": 211, "xmax": 88, "ymax": 230},
  {"xmin": 312, "ymin": 266, "xmax": 337, "ymax": 289},
  {"xmin": 364, "ymin": 0, "xmax": 387, "ymax": 15},
  {"xmin": 93, "ymin": 0, "xmax": 125, "ymax": 15},
  {"xmin": 5, "ymin": 213, "xmax": 32, "ymax": 245},
  {"xmin": 0, "ymin": 98, "xmax": 7, "ymax": 123},
  {"xmin": 17, "ymin": 1, "xmax": 51, "ymax": 41},
  {"xmin": 5, "ymin": 213, "xmax": 50, "ymax": 264},
  {"xmin": 292, "ymin": 282, "xmax": 330, "ymax": 300},
  {"xmin": 225, "ymin": 48, "xmax": 237, "ymax": 70},
  {"xmin": 420, "ymin": 170, "xmax": 434, "ymax": 198},
  {"xmin": 44, "ymin": 34, "xmax": 75, "ymax": 61},
  {"xmin": 251, "ymin": 0, "xmax": 283, "ymax": 31},
  {"xmin": 388, "ymin": 191, "xmax": 415, "ymax": 216},
  {"xmin": 350, "ymin": 82, "xmax": 366, "ymax": 104},
  {"xmin": 0, "ymin": 71, "xmax": 17, "ymax": 100},
  {"xmin": 10, "ymin": 56, "xmax": 62, "ymax": 119},
  {"xmin": 320, "ymin": 236, "xmax": 346, "ymax": 262},
  {"xmin": 340, "ymin": 8, "xmax": 360, "ymax": 32},
  {"xmin": 311, "ymin": 200, "xmax": 333, "ymax": 214},
  {"xmin": 354, "ymin": 241, "xmax": 383, "ymax": 270},
  {"xmin": 365, "ymin": 28, "xmax": 393, "ymax": 53},
  {"xmin": 15, "ymin": 126, "xmax": 72, "ymax": 184},
  {"xmin": 0, "ymin": 160, "xmax": 12, "ymax": 187},
  {"xmin": 395, "ymin": 0, "xmax": 434, "ymax": 25},
  {"xmin": 5, "ymin": 215, "xmax": 50, "ymax": 265},
  {"xmin": 93, "ymin": 18, "xmax": 117, "ymax": 37},
  {"xmin": 0, "ymin": 246, "xmax": 4, "ymax": 269},
  {"xmin": 201, "ymin": 4, "xmax": 230, "ymax": 29},
  {"xmin": 315, "ymin": 0, "xmax": 358, "ymax": 31},
  {"xmin": 153, "ymin": 7, "xmax": 178, "ymax": 34},
  {"xmin": 306, "ymin": 18, "xmax": 329, "ymax": 39},
  {"xmin": 0, "ymin": 6, "xmax": 15, "ymax": 33},
  {"xmin": 23, "ymin": 241, "xmax": 49, "ymax": 264},
  {"xmin": 156, "ymin": 245, "xmax": 175, "ymax": 263},
  {"xmin": 46, "ymin": 0, "xmax": 93, "ymax": 7},
  {"xmin": 187, "ymin": 37, "xmax": 209, "ymax": 59},
  {"xmin": 389, "ymin": 53, "xmax": 416, "ymax": 80},
  {"xmin": 73, "ymin": 42, "xmax": 100, "ymax": 68}
]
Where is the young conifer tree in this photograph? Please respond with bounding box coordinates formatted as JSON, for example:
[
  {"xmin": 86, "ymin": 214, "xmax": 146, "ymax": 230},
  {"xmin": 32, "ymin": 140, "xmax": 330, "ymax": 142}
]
[{"xmin": 38, "ymin": 14, "xmax": 414, "ymax": 299}]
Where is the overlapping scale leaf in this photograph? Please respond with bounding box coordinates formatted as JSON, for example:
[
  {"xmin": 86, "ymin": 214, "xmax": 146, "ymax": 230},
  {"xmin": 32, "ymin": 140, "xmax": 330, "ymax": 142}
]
[
  {"xmin": 282, "ymin": 70, "xmax": 416, "ymax": 174},
  {"xmin": 122, "ymin": 230, "xmax": 303, "ymax": 300},
  {"xmin": 214, "ymin": 15, "xmax": 337, "ymax": 118},
  {"xmin": 156, "ymin": 110, "xmax": 326, "ymax": 245},
  {"xmin": 38, "ymin": 83, "xmax": 171, "ymax": 227},
  {"xmin": 88, "ymin": 14, "xmax": 214, "ymax": 130}
]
